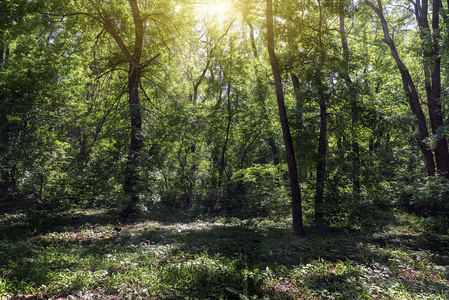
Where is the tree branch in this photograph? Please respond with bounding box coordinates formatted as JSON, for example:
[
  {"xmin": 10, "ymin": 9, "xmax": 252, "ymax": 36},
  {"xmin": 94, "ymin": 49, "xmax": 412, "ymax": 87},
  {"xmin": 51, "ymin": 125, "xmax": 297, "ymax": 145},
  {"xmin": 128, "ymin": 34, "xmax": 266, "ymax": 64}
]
[
  {"xmin": 140, "ymin": 53, "xmax": 161, "ymax": 69},
  {"xmin": 129, "ymin": 0, "xmax": 144, "ymax": 62}
]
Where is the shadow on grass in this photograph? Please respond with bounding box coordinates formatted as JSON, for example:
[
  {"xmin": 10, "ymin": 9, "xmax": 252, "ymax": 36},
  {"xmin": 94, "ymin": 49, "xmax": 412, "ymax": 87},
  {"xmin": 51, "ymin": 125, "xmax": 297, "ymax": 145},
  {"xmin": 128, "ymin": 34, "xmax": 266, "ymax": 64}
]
[
  {"xmin": 1, "ymin": 206, "xmax": 449, "ymax": 299},
  {"xmin": 153, "ymin": 224, "xmax": 362, "ymax": 267},
  {"xmin": 0, "ymin": 209, "xmax": 120, "ymax": 240}
]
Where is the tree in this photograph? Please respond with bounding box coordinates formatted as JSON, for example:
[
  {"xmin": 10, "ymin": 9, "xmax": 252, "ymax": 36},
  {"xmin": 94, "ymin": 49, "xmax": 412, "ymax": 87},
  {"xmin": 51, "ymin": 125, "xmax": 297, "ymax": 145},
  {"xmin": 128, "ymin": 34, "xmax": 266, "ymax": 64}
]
[
  {"xmin": 0, "ymin": 1, "xmax": 84, "ymax": 204},
  {"xmin": 47, "ymin": 0, "xmax": 186, "ymax": 214},
  {"xmin": 412, "ymin": 0, "xmax": 449, "ymax": 177},
  {"xmin": 267, "ymin": 0, "xmax": 305, "ymax": 236},
  {"xmin": 365, "ymin": 0, "xmax": 437, "ymax": 176},
  {"xmin": 339, "ymin": 0, "xmax": 360, "ymax": 193}
]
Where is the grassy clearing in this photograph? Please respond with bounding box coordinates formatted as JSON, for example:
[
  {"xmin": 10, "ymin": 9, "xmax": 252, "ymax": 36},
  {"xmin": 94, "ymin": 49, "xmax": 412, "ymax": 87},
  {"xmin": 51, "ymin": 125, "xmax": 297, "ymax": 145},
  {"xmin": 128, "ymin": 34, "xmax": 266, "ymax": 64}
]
[{"xmin": 0, "ymin": 207, "xmax": 448, "ymax": 299}]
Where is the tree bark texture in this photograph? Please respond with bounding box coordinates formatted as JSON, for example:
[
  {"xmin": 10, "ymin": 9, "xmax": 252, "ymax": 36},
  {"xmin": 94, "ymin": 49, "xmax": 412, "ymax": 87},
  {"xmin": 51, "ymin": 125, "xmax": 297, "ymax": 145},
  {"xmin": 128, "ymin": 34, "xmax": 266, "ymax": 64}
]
[
  {"xmin": 365, "ymin": 0, "xmax": 436, "ymax": 176},
  {"xmin": 413, "ymin": 0, "xmax": 449, "ymax": 177},
  {"xmin": 267, "ymin": 0, "xmax": 305, "ymax": 236},
  {"xmin": 123, "ymin": 62, "xmax": 143, "ymax": 212}
]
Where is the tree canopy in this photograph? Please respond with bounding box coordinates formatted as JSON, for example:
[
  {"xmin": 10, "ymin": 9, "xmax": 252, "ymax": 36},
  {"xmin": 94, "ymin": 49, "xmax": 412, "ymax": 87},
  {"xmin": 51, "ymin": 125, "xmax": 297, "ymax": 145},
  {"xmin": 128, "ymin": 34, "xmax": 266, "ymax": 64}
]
[{"xmin": 1, "ymin": 0, "xmax": 449, "ymax": 234}]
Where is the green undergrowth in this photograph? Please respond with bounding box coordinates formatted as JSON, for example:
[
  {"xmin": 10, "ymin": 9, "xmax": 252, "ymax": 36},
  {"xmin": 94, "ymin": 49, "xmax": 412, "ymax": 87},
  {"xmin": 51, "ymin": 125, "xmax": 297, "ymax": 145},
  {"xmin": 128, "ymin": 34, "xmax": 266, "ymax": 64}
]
[{"xmin": 0, "ymin": 208, "xmax": 448, "ymax": 299}]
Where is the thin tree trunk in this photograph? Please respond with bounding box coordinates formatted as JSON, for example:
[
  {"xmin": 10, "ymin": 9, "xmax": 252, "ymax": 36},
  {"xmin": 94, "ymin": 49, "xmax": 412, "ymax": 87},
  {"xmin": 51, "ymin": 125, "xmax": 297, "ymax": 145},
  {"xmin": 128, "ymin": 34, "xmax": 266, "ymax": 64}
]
[
  {"xmin": 248, "ymin": 21, "xmax": 280, "ymax": 166},
  {"xmin": 314, "ymin": 89, "xmax": 327, "ymax": 224},
  {"xmin": 313, "ymin": 0, "xmax": 328, "ymax": 225},
  {"xmin": 365, "ymin": 0, "xmax": 436, "ymax": 176},
  {"xmin": 192, "ymin": 21, "xmax": 234, "ymax": 102},
  {"xmin": 219, "ymin": 81, "xmax": 232, "ymax": 188},
  {"xmin": 267, "ymin": 0, "xmax": 305, "ymax": 236},
  {"xmin": 39, "ymin": 173, "xmax": 45, "ymax": 205},
  {"xmin": 193, "ymin": 49, "xmax": 212, "ymax": 102},
  {"xmin": 339, "ymin": 2, "xmax": 360, "ymax": 192},
  {"xmin": 10, "ymin": 164, "xmax": 16, "ymax": 192},
  {"xmin": 0, "ymin": 48, "xmax": 3, "ymax": 69},
  {"xmin": 0, "ymin": 38, "xmax": 6, "ymax": 69},
  {"xmin": 291, "ymin": 74, "xmax": 307, "ymax": 180}
]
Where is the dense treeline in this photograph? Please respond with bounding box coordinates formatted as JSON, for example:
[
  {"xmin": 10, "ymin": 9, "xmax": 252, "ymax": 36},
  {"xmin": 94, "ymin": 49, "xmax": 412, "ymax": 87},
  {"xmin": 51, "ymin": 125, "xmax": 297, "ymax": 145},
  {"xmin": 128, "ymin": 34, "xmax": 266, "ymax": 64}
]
[{"xmin": 1, "ymin": 0, "xmax": 449, "ymax": 234}]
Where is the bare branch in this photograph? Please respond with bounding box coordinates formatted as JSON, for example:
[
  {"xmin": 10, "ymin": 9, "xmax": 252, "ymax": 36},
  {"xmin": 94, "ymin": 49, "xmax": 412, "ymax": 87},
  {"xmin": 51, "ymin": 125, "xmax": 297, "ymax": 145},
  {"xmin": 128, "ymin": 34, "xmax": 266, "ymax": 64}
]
[{"xmin": 88, "ymin": 83, "xmax": 127, "ymax": 153}]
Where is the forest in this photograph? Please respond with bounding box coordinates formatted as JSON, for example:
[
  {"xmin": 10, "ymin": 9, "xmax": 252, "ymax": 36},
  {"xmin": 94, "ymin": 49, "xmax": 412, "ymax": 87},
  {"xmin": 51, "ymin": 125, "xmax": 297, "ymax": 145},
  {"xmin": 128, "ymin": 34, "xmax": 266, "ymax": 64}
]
[{"xmin": 0, "ymin": 0, "xmax": 448, "ymax": 299}]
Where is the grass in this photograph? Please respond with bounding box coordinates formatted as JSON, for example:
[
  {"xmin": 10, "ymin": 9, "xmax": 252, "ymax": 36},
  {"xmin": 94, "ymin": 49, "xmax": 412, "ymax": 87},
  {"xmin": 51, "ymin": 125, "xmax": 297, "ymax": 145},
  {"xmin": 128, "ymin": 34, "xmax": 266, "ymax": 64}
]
[{"xmin": 0, "ymin": 206, "xmax": 448, "ymax": 299}]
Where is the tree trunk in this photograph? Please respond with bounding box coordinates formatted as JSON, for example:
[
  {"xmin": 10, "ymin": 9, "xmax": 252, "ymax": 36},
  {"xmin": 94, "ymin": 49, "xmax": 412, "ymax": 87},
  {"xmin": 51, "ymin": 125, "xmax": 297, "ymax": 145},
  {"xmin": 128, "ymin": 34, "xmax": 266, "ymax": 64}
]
[
  {"xmin": 267, "ymin": 0, "xmax": 305, "ymax": 236},
  {"xmin": 314, "ymin": 90, "xmax": 327, "ymax": 224},
  {"xmin": 102, "ymin": 0, "xmax": 150, "ymax": 215},
  {"xmin": 413, "ymin": 0, "xmax": 449, "ymax": 177},
  {"xmin": 123, "ymin": 62, "xmax": 143, "ymax": 214},
  {"xmin": 219, "ymin": 81, "xmax": 232, "ymax": 189},
  {"xmin": 248, "ymin": 21, "xmax": 280, "ymax": 167},
  {"xmin": 248, "ymin": 21, "xmax": 259, "ymax": 59},
  {"xmin": 365, "ymin": 0, "xmax": 436, "ymax": 176},
  {"xmin": 414, "ymin": 0, "xmax": 449, "ymax": 178},
  {"xmin": 313, "ymin": 0, "xmax": 328, "ymax": 225},
  {"xmin": 339, "ymin": 2, "xmax": 360, "ymax": 192},
  {"xmin": 39, "ymin": 173, "xmax": 45, "ymax": 205},
  {"xmin": 10, "ymin": 164, "xmax": 16, "ymax": 192},
  {"xmin": 0, "ymin": 47, "xmax": 3, "ymax": 69},
  {"xmin": 0, "ymin": 39, "xmax": 5, "ymax": 69},
  {"xmin": 192, "ymin": 21, "xmax": 233, "ymax": 102},
  {"xmin": 193, "ymin": 50, "xmax": 212, "ymax": 102},
  {"xmin": 291, "ymin": 74, "xmax": 307, "ymax": 180}
]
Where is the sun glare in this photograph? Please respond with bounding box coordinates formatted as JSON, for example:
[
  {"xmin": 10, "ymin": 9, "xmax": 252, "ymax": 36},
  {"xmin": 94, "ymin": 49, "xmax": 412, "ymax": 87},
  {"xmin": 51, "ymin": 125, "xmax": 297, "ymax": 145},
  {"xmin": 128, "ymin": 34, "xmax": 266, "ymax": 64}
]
[{"xmin": 199, "ymin": 0, "xmax": 233, "ymax": 23}]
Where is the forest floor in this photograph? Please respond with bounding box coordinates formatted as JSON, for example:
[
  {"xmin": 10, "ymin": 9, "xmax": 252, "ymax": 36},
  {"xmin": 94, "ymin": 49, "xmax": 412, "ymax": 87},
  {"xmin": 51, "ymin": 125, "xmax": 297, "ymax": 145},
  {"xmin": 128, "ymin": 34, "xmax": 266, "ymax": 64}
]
[{"xmin": 0, "ymin": 205, "xmax": 448, "ymax": 299}]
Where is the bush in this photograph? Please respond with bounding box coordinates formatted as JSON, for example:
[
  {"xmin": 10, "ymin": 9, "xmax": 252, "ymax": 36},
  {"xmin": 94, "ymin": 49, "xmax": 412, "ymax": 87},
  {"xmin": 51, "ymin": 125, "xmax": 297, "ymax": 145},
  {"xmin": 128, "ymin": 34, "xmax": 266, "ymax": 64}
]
[{"xmin": 396, "ymin": 176, "xmax": 449, "ymax": 217}]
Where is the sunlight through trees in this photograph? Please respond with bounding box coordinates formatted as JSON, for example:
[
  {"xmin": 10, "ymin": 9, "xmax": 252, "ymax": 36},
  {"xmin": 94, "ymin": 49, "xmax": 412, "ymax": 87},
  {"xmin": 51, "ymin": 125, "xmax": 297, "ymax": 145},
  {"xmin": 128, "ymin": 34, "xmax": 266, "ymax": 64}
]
[{"xmin": 1, "ymin": 0, "xmax": 448, "ymax": 235}]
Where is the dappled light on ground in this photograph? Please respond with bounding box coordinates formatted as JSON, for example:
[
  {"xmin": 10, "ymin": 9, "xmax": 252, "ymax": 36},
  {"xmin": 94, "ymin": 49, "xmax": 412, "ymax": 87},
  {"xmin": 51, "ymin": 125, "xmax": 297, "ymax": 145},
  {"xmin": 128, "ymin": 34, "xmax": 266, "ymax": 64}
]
[{"xmin": 0, "ymin": 209, "xmax": 448, "ymax": 299}]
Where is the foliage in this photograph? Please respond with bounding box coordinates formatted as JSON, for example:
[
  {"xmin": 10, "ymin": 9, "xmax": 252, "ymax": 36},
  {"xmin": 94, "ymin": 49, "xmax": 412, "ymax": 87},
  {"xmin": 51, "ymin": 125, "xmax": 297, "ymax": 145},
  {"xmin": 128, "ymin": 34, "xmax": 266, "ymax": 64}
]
[
  {"xmin": 0, "ymin": 0, "xmax": 447, "ymax": 227},
  {"xmin": 1, "ymin": 0, "xmax": 449, "ymax": 298},
  {"xmin": 0, "ymin": 209, "xmax": 448, "ymax": 299}
]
